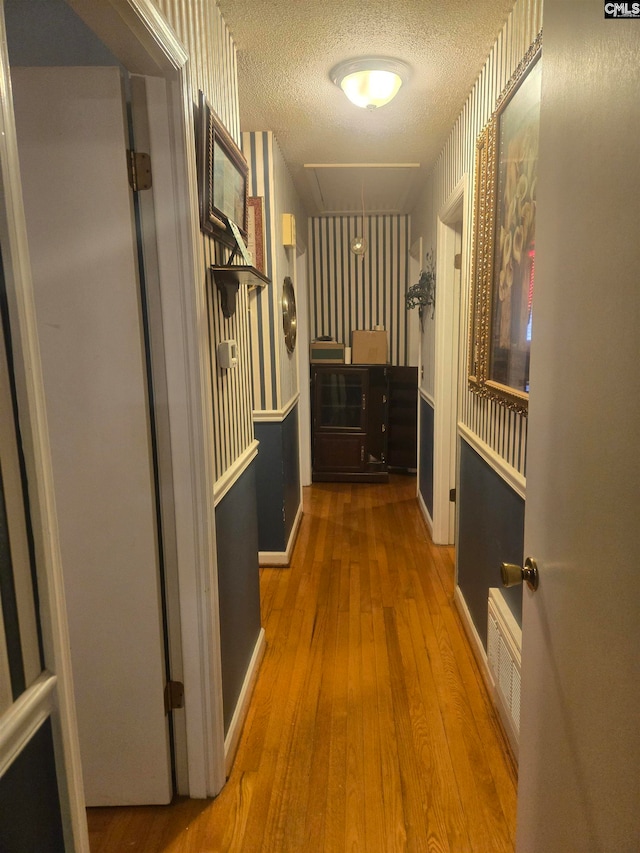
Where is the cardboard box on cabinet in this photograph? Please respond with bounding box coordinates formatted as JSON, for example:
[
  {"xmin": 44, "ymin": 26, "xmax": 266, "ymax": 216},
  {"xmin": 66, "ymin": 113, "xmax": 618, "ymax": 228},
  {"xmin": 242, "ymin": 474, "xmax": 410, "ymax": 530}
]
[{"xmin": 351, "ymin": 330, "xmax": 388, "ymax": 364}]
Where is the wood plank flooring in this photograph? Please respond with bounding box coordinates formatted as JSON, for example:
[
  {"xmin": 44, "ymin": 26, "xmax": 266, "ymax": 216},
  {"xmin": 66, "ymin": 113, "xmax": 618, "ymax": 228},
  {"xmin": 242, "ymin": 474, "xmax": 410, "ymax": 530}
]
[{"xmin": 87, "ymin": 476, "xmax": 517, "ymax": 852}]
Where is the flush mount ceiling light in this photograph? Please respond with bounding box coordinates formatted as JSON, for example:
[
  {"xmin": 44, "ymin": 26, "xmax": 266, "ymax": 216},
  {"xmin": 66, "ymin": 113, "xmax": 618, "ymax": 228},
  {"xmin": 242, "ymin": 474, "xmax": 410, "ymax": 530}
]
[{"xmin": 330, "ymin": 57, "xmax": 411, "ymax": 110}]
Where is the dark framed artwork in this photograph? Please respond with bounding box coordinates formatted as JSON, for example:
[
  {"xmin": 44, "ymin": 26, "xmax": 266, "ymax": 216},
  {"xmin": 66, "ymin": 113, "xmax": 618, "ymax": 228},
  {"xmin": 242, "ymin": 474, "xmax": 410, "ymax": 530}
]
[
  {"xmin": 468, "ymin": 33, "xmax": 542, "ymax": 414},
  {"xmin": 197, "ymin": 90, "xmax": 248, "ymax": 247}
]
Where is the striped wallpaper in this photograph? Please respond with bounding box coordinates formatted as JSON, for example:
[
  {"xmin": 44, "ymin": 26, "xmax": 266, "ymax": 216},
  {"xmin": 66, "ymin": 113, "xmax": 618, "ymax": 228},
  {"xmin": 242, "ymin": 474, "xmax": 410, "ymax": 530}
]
[
  {"xmin": 271, "ymin": 138, "xmax": 303, "ymax": 410},
  {"xmin": 309, "ymin": 215, "xmax": 411, "ymax": 366},
  {"xmin": 419, "ymin": 0, "xmax": 542, "ymax": 476},
  {"xmin": 155, "ymin": 0, "xmax": 255, "ymax": 482},
  {"xmin": 243, "ymin": 131, "xmax": 303, "ymax": 413},
  {"xmin": 243, "ymin": 131, "xmax": 277, "ymax": 412}
]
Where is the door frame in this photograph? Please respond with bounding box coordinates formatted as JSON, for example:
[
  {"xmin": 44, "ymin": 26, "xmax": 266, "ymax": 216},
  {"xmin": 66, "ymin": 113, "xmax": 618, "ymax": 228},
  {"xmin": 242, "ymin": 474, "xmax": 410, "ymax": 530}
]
[
  {"xmin": 0, "ymin": 4, "xmax": 88, "ymax": 847},
  {"xmin": 68, "ymin": 0, "xmax": 226, "ymax": 799},
  {"xmin": 3, "ymin": 0, "xmax": 226, "ymax": 807},
  {"xmin": 295, "ymin": 247, "xmax": 312, "ymax": 486},
  {"xmin": 432, "ymin": 175, "xmax": 468, "ymax": 545}
]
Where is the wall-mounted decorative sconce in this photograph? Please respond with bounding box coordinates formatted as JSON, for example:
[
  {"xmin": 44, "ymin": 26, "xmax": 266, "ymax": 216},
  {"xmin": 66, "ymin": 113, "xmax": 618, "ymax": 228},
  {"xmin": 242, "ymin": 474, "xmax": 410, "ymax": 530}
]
[
  {"xmin": 282, "ymin": 213, "xmax": 296, "ymax": 248},
  {"xmin": 330, "ymin": 57, "xmax": 411, "ymax": 110}
]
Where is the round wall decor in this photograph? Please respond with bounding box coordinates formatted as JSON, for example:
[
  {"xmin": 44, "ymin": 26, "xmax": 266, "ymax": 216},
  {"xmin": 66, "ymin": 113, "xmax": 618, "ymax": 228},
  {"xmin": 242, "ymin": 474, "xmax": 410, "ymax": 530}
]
[{"xmin": 282, "ymin": 276, "xmax": 297, "ymax": 353}]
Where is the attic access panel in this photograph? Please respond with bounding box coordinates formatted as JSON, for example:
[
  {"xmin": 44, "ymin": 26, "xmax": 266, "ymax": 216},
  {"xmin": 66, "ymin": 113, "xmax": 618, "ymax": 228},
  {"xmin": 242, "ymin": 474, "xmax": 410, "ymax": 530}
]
[{"xmin": 303, "ymin": 163, "xmax": 421, "ymax": 215}]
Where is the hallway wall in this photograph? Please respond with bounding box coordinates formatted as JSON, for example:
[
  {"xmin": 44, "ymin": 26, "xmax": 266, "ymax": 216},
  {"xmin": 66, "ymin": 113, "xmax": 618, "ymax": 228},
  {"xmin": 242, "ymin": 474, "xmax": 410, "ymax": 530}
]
[
  {"xmin": 156, "ymin": 0, "xmax": 255, "ymax": 484},
  {"xmin": 412, "ymin": 0, "xmax": 543, "ymax": 637},
  {"xmin": 156, "ymin": 0, "xmax": 262, "ymax": 736},
  {"xmin": 242, "ymin": 131, "xmax": 307, "ymax": 413},
  {"xmin": 309, "ymin": 214, "xmax": 411, "ymax": 366},
  {"xmin": 414, "ymin": 0, "xmax": 541, "ymax": 476},
  {"xmin": 242, "ymin": 131, "xmax": 307, "ymax": 561}
]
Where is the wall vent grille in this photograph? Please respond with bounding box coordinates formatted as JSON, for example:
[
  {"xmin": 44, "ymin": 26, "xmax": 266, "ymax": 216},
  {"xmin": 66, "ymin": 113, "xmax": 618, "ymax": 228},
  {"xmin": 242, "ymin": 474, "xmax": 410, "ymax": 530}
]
[{"xmin": 487, "ymin": 589, "xmax": 522, "ymax": 744}]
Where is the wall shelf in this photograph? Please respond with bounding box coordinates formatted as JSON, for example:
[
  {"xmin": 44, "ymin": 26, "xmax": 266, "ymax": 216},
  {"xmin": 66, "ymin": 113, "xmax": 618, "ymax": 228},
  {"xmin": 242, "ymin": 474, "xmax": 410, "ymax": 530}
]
[{"xmin": 210, "ymin": 265, "xmax": 270, "ymax": 317}]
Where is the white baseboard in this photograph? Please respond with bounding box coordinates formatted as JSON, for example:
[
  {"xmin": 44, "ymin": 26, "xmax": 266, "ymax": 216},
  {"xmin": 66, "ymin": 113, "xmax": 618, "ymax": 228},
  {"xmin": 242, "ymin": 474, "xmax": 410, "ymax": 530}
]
[
  {"xmin": 454, "ymin": 586, "xmax": 494, "ymax": 693},
  {"xmin": 454, "ymin": 586, "xmax": 519, "ymax": 763},
  {"xmin": 259, "ymin": 502, "xmax": 303, "ymax": 567},
  {"xmin": 224, "ymin": 627, "xmax": 266, "ymax": 776},
  {"xmin": 417, "ymin": 489, "xmax": 434, "ymax": 538}
]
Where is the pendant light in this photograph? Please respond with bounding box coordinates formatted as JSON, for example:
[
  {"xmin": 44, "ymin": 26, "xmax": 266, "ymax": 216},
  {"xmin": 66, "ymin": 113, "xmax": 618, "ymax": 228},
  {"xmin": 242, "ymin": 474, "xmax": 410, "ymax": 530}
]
[{"xmin": 351, "ymin": 183, "xmax": 367, "ymax": 257}]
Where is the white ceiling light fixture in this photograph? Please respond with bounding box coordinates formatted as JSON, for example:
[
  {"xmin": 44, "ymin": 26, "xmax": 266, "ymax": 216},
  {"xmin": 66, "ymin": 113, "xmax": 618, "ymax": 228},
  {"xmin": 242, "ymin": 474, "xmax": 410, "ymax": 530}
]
[{"xmin": 330, "ymin": 57, "xmax": 411, "ymax": 110}]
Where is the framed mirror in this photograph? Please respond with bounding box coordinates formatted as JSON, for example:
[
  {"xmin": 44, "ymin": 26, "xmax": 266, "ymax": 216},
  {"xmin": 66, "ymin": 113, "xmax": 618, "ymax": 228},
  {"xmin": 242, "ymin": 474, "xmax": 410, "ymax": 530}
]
[
  {"xmin": 468, "ymin": 33, "xmax": 542, "ymax": 414},
  {"xmin": 282, "ymin": 277, "xmax": 297, "ymax": 353}
]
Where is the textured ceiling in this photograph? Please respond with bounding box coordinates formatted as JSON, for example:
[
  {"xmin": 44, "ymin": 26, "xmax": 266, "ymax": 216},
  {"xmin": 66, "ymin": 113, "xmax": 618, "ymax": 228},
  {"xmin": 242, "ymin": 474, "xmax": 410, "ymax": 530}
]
[{"xmin": 217, "ymin": 0, "xmax": 515, "ymax": 215}]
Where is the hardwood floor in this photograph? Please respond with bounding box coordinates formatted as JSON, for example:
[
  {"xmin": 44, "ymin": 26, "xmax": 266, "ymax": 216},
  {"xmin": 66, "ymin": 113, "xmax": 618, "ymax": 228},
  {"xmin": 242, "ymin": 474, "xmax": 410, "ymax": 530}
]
[{"xmin": 87, "ymin": 476, "xmax": 517, "ymax": 852}]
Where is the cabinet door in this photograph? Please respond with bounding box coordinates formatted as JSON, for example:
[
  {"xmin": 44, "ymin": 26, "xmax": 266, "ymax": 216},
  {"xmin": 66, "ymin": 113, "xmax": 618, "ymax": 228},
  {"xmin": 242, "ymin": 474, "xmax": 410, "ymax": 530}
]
[
  {"xmin": 313, "ymin": 433, "xmax": 364, "ymax": 472},
  {"xmin": 365, "ymin": 366, "xmax": 389, "ymax": 466},
  {"xmin": 387, "ymin": 366, "xmax": 418, "ymax": 469},
  {"xmin": 314, "ymin": 368, "xmax": 368, "ymax": 432}
]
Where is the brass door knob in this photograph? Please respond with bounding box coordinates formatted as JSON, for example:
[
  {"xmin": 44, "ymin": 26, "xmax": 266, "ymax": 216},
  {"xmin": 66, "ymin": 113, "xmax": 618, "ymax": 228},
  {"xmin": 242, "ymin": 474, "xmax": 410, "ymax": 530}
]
[{"xmin": 500, "ymin": 557, "xmax": 539, "ymax": 591}]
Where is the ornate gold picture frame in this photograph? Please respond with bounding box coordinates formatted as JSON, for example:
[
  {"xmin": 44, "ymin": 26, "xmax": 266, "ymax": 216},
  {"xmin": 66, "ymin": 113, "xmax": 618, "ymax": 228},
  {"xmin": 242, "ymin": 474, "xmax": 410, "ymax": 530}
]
[{"xmin": 468, "ymin": 32, "xmax": 542, "ymax": 415}]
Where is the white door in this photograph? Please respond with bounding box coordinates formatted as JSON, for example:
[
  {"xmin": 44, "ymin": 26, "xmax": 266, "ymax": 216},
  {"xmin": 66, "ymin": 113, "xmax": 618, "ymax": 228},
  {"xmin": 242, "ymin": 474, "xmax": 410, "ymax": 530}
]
[
  {"xmin": 11, "ymin": 67, "xmax": 172, "ymax": 805},
  {"xmin": 516, "ymin": 4, "xmax": 640, "ymax": 851}
]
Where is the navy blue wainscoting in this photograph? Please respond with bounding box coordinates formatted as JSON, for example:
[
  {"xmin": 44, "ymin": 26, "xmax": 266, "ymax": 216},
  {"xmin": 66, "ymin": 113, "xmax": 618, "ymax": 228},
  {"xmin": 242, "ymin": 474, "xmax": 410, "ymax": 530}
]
[
  {"xmin": 254, "ymin": 404, "xmax": 301, "ymax": 555},
  {"xmin": 215, "ymin": 460, "xmax": 262, "ymax": 735},
  {"xmin": 457, "ymin": 439, "xmax": 524, "ymax": 647},
  {"xmin": 0, "ymin": 718, "xmax": 65, "ymax": 853},
  {"xmin": 419, "ymin": 396, "xmax": 434, "ymax": 519}
]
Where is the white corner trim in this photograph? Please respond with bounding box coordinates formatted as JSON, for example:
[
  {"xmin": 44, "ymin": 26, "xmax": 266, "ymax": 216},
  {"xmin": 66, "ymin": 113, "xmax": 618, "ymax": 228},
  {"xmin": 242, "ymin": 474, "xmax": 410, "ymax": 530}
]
[
  {"xmin": 0, "ymin": 672, "xmax": 57, "ymax": 778},
  {"xmin": 259, "ymin": 501, "xmax": 303, "ymax": 567},
  {"xmin": 214, "ymin": 440, "xmax": 259, "ymax": 507},
  {"xmin": 224, "ymin": 627, "xmax": 266, "ymax": 776},
  {"xmin": 253, "ymin": 392, "xmax": 300, "ymax": 423},
  {"xmin": 420, "ymin": 387, "xmax": 435, "ymax": 409},
  {"xmin": 439, "ymin": 173, "xmax": 467, "ymax": 222},
  {"xmin": 417, "ymin": 489, "xmax": 434, "ymax": 538},
  {"xmin": 458, "ymin": 422, "xmax": 526, "ymax": 499}
]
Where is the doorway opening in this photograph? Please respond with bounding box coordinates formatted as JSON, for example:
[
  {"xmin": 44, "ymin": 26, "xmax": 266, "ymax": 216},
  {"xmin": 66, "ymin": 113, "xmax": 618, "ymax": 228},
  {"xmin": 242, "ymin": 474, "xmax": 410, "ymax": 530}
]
[{"xmin": 433, "ymin": 177, "xmax": 467, "ymax": 547}]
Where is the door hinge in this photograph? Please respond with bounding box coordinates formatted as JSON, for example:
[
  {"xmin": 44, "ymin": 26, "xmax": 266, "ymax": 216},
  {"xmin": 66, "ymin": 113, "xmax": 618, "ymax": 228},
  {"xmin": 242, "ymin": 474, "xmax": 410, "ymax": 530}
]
[
  {"xmin": 127, "ymin": 149, "xmax": 152, "ymax": 192},
  {"xmin": 454, "ymin": 253, "xmax": 462, "ymax": 270},
  {"xmin": 449, "ymin": 488, "xmax": 456, "ymax": 502},
  {"xmin": 164, "ymin": 680, "xmax": 184, "ymax": 714}
]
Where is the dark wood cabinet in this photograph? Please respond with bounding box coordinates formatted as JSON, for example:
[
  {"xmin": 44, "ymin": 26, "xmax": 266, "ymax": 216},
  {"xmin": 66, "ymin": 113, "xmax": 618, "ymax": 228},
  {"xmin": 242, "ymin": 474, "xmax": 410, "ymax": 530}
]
[
  {"xmin": 311, "ymin": 365, "xmax": 388, "ymax": 482},
  {"xmin": 387, "ymin": 366, "xmax": 418, "ymax": 471}
]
